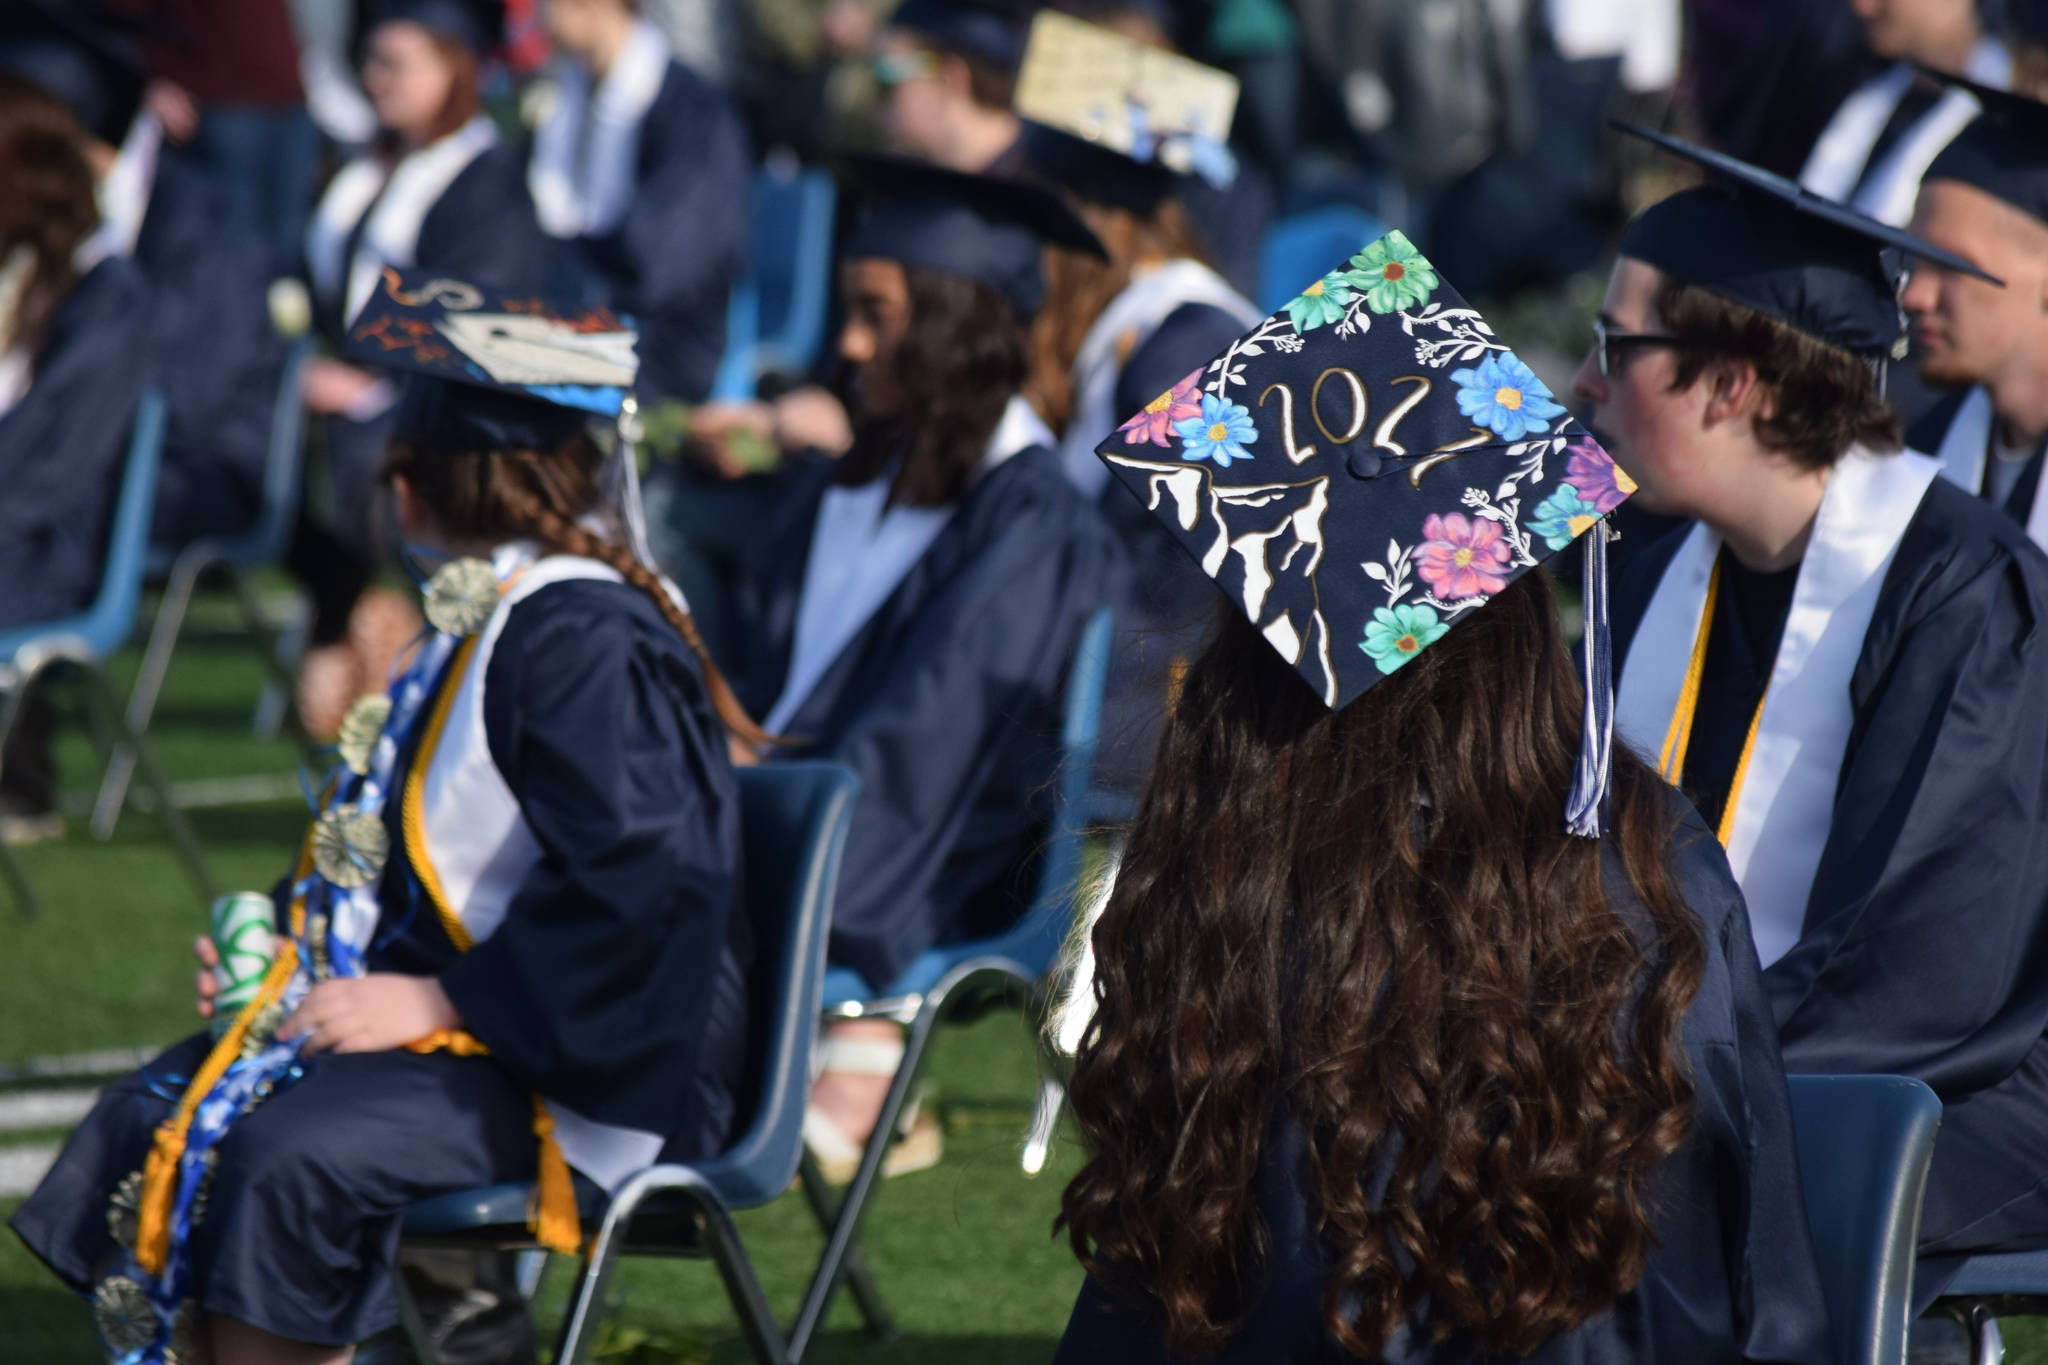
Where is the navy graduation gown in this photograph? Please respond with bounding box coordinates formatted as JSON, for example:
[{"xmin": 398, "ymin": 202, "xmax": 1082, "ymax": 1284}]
[
  {"xmin": 731, "ymin": 447, "xmax": 1115, "ymax": 990},
  {"xmin": 1056, "ymin": 804, "xmax": 1834, "ymax": 1364},
  {"xmin": 563, "ymin": 63, "xmax": 750, "ymax": 404},
  {"xmin": 138, "ymin": 157, "xmax": 286, "ymax": 547},
  {"xmin": 1612, "ymin": 479, "xmax": 2048, "ymax": 1295},
  {"xmin": 0, "ymin": 258, "xmax": 153, "ymax": 629}
]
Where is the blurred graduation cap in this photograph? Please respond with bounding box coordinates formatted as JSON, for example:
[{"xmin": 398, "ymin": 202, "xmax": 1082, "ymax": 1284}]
[
  {"xmin": 885, "ymin": 0, "xmax": 1042, "ymax": 71},
  {"xmin": 1613, "ymin": 122, "xmax": 2002, "ymax": 360},
  {"xmin": 840, "ymin": 152, "xmax": 1105, "ymax": 320},
  {"xmin": 1918, "ymin": 69, "xmax": 2048, "ymax": 227},
  {"xmin": 1014, "ymin": 10, "xmax": 1239, "ymax": 209},
  {"xmin": 362, "ymin": 0, "xmax": 506, "ymax": 56},
  {"xmin": 1095, "ymin": 229, "xmax": 1630, "ymax": 834},
  {"xmin": 0, "ymin": 0, "xmax": 147, "ymax": 145}
]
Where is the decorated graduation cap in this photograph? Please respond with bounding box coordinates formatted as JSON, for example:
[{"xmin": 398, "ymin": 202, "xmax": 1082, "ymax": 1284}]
[
  {"xmin": 0, "ymin": 0, "xmax": 146, "ymax": 145},
  {"xmin": 1095, "ymin": 231, "xmax": 1631, "ymax": 835},
  {"xmin": 346, "ymin": 267, "xmax": 661, "ymax": 564},
  {"xmin": 840, "ymin": 152, "xmax": 1105, "ymax": 320},
  {"xmin": 1920, "ymin": 71, "xmax": 2048, "ymax": 227},
  {"xmin": 364, "ymin": 0, "xmax": 505, "ymax": 54},
  {"xmin": 1014, "ymin": 10, "xmax": 1239, "ymax": 209},
  {"xmin": 1614, "ymin": 122, "xmax": 2003, "ymax": 361},
  {"xmin": 886, "ymin": 0, "xmax": 1042, "ymax": 70}
]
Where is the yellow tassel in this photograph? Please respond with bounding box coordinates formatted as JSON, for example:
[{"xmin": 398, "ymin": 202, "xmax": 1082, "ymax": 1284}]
[
  {"xmin": 405, "ymin": 1028, "xmax": 491, "ymax": 1057},
  {"xmin": 134, "ymin": 941, "xmax": 300, "ymax": 1274},
  {"xmin": 528, "ymin": 1100, "xmax": 583, "ymax": 1256}
]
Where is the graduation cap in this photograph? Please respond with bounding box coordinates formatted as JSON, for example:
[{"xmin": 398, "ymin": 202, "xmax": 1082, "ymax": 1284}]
[
  {"xmin": 0, "ymin": 1, "xmax": 146, "ymax": 145},
  {"xmin": 1613, "ymin": 122, "xmax": 2002, "ymax": 359},
  {"xmin": 364, "ymin": 0, "xmax": 506, "ymax": 56},
  {"xmin": 840, "ymin": 152, "xmax": 1105, "ymax": 320},
  {"xmin": 1014, "ymin": 10, "xmax": 1240, "ymax": 209},
  {"xmin": 885, "ymin": 0, "xmax": 1042, "ymax": 71},
  {"xmin": 1095, "ymin": 229, "xmax": 1630, "ymax": 835},
  {"xmin": 1918, "ymin": 69, "xmax": 2048, "ymax": 227}
]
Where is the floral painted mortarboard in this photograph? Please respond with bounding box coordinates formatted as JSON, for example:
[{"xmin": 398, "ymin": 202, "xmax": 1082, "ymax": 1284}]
[{"xmin": 1096, "ymin": 230, "xmax": 1633, "ymax": 835}]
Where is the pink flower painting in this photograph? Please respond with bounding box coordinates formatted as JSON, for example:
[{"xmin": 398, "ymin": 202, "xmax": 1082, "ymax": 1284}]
[
  {"xmin": 1118, "ymin": 369, "xmax": 1204, "ymax": 447},
  {"xmin": 1415, "ymin": 513, "xmax": 1512, "ymax": 599}
]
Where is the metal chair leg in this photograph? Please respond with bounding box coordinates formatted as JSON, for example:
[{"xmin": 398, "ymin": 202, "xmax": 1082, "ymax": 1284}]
[
  {"xmin": 392, "ymin": 1262, "xmax": 450, "ymax": 1365},
  {"xmin": 94, "ymin": 546, "xmax": 216, "ymax": 838},
  {"xmin": 0, "ymin": 840, "xmax": 39, "ymax": 919},
  {"xmin": 0, "ymin": 670, "xmax": 46, "ymax": 917},
  {"xmin": 794, "ymin": 1146, "xmax": 898, "ymax": 1343},
  {"xmin": 79, "ymin": 665, "xmax": 217, "ymax": 903}
]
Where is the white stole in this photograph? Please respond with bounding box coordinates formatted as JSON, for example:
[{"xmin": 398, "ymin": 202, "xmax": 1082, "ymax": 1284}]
[
  {"xmin": 1931, "ymin": 385, "xmax": 2048, "ymax": 549},
  {"xmin": 1614, "ymin": 448, "xmax": 1940, "ymax": 966},
  {"xmin": 1056, "ymin": 258, "xmax": 1260, "ymax": 499},
  {"xmin": 528, "ymin": 19, "xmax": 671, "ymax": 240},
  {"xmin": 82, "ymin": 112, "xmax": 162, "ymax": 266},
  {"xmin": 415, "ymin": 547, "xmax": 664, "ymax": 1192},
  {"xmin": 763, "ymin": 395, "xmax": 1054, "ymax": 735},
  {"xmin": 305, "ymin": 115, "xmax": 499, "ymax": 324}
]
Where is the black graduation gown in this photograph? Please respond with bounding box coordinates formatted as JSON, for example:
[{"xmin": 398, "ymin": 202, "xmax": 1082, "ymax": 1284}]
[
  {"xmin": 9, "ymin": 577, "xmax": 751, "ymax": 1345},
  {"xmin": 1056, "ymin": 804, "xmax": 1834, "ymax": 1364},
  {"xmin": 731, "ymin": 446, "xmax": 1115, "ymax": 991},
  {"xmin": 1095, "ymin": 301, "xmax": 1252, "ymax": 796},
  {"xmin": 138, "ymin": 157, "xmax": 286, "ymax": 547},
  {"xmin": 560, "ymin": 62, "xmax": 750, "ymax": 405},
  {"xmin": 0, "ymin": 258, "xmax": 153, "ymax": 630},
  {"xmin": 1611, "ymin": 479, "xmax": 2048, "ymax": 1299}
]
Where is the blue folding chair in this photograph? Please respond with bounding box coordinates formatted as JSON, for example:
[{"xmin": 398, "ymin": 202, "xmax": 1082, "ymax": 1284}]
[
  {"xmin": 789, "ymin": 607, "xmax": 1115, "ymax": 1356},
  {"xmin": 397, "ymin": 761, "xmax": 862, "ymax": 1365},
  {"xmin": 0, "ymin": 389, "xmax": 216, "ymax": 916},
  {"xmin": 710, "ymin": 158, "xmax": 839, "ymax": 401},
  {"xmin": 1786, "ymin": 1074, "xmax": 1943, "ymax": 1365},
  {"xmin": 1257, "ymin": 204, "xmax": 1390, "ymax": 314},
  {"xmin": 1929, "ymin": 1249, "xmax": 2048, "ymax": 1364},
  {"xmin": 95, "ymin": 336, "xmax": 315, "ymax": 834}
]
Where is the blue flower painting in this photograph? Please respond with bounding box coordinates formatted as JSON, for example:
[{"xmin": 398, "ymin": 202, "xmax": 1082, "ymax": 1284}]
[
  {"xmin": 1451, "ymin": 351, "xmax": 1566, "ymax": 442},
  {"xmin": 1174, "ymin": 392, "xmax": 1259, "ymax": 467}
]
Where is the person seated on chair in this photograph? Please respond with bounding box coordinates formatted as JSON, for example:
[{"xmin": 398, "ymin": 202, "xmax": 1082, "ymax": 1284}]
[
  {"xmin": 1586, "ymin": 128, "xmax": 2048, "ymax": 1311},
  {"xmin": 0, "ymin": 74, "xmax": 154, "ymax": 846},
  {"xmin": 297, "ymin": 0, "xmax": 558, "ymax": 740},
  {"xmin": 0, "ymin": 1, "xmax": 285, "ymax": 556},
  {"xmin": 1012, "ymin": 16, "xmax": 1262, "ymax": 797},
  {"xmin": 874, "ymin": 0, "xmax": 1036, "ymax": 175},
  {"xmin": 529, "ymin": 0, "xmax": 751, "ymax": 404},
  {"xmin": 8, "ymin": 271, "xmax": 765, "ymax": 1365},
  {"xmin": 1900, "ymin": 78, "xmax": 2048, "ymax": 548},
  {"xmin": 1054, "ymin": 257, "xmax": 1832, "ymax": 1363},
  {"xmin": 727, "ymin": 157, "xmax": 1115, "ymax": 1181}
]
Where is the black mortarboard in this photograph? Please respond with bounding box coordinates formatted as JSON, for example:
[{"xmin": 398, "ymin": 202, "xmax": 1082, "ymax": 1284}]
[
  {"xmin": 365, "ymin": 0, "xmax": 504, "ymax": 55},
  {"xmin": 1014, "ymin": 10, "xmax": 1240, "ymax": 209},
  {"xmin": 886, "ymin": 0, "xmax": 1041, "ymax": 70},
  {"xmin": 0, "ymin": 1, "xmax": 146, "ymax": 145},
  {"xmin": 347, "ymin": 268, "xmax": 635, "ymax": 454},
  {"xmin": 1920, "ymin": 70, "xmax": 2048, "ymax": 227},
  {"xmin": 1096, "ymin": 230, "xmax": 1632, "ymax": 834},
  {"xmin": 840, "ymin": 153, "xmax": 1105, "ymax": 320},
  {"xmin": 1614, "ymin": 122, "xmax": 2002, "ymax": 358}
]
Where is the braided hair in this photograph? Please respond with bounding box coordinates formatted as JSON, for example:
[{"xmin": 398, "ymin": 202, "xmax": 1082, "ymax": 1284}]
[{"xmin": 382, "ymin": 432, "xmax": 771, "ymax": 748}]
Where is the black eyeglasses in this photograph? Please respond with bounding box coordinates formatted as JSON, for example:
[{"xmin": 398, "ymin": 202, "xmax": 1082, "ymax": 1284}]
[{"xmin": 1592, "ymin": 318, "xmax": 1696, "ymax": 377}]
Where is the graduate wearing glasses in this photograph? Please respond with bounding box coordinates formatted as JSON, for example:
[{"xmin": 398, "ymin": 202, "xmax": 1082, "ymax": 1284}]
[{"xmin": 1586, "ymin": 128, "xmax": 2048, "ymax": 1306}]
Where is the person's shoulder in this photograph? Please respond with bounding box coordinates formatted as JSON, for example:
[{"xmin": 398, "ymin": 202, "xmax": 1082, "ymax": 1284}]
[
  {"xmin": 651, "ymin": 59, "xmax": 741, "ymax": 133},
  {"xmin": 1897, "ymin": 468, "xmax": 2048, "ymax": 607},
  {"xmin": 47, "ymin": 257, "xmax": 153, "ymax": 350},
  {"xmin": 963, "ymin": 444, "xmax": 1114, "ymax": 556},
  {"xmin": 1904, "ymin": 387, "xmax": 1968, "ymax": 455}
]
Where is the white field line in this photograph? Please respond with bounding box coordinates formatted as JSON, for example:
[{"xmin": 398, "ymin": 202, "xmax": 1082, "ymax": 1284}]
[
  {"xmin": 0, "ymin": 1088, "xmax": 98, "ymax": 1133},
  {"xmin": 60, "ymin": 770, "xmax": 305, "ymax": 816},
  {"xmin": 0, "ymin": 1142, "xmax": 61, "ymax": 1197},
  {"xmin": 0, "ymin": 1044, "xmax": 163, "ymax": 1087}
]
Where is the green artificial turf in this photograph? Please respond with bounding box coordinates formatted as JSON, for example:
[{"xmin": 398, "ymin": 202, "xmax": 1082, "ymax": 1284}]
[{"xmin": 1, "ymin": 591, "xmax": 2045, "ymax": 1364}]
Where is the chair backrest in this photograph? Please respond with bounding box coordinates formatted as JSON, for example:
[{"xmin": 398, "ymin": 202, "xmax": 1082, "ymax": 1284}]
[
  {"xmin": 229, "ymin": 334, "xmax": 313, "ymax": 566},
  {"xmin": 971, "ymin": 606, "xmax": 1116, "ymax": 981},
  {"xmin": 73, "ymin": 388, "xmax": 169, "ymax": 659},
  {"xmin": 710, "ymin": 279, "xmax": 761, "ymax": 402},
  {"xmin": 696, "ymin": 761, "xmax": 862, "ymax": 1207},
  {"xmin": 751, "ymin": 161, "xmax": 837, "ymax": 378},
  {"xmin": 1784, "ymin": 1074, "xmax": 1942, "ymax": 1365},
  {"xmin": 1258, "ymin": 204, "xmax": 1390, "ymax": 314}
]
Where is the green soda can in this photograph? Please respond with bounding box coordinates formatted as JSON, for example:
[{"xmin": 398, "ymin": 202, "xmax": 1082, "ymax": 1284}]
[{"xmin": 208, "ymin": 892, "xmax": 277, "ymax": 1036}]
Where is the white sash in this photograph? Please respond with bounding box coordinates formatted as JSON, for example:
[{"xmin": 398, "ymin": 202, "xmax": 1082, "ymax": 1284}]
[
  {"xmin": 1801, "ymin": 64, "xmax": 1913, "ymax": 203},
  {"xmin": 764, "ymin": 395, "xmax": 1054, "ymax": 735},
  {"xmin": 528, "ymin": 19, "xmax": 670, "ymax": 240},
  {"xmin": 416, "ymin": 548, "xmax": 665, "ymax": 1192},
  {"xmin": 1931, "ymin": 385, "xmax": 2048, "ymax": 549},
  {"xmin": 1056, "ymin": 259, "xmax": 1260, "ymax": 499},
  {"xmin": 1614, "ymin": 448, "xmax": 1940, "ymax": 966},
  {"xmin": 81, "ymin": 112, "xmax": 162, "ymax": 266}
]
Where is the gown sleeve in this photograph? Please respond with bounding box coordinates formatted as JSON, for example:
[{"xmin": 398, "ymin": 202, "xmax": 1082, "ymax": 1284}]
[
  {"xmin": 436, "ymin": 580, "xmax": 747, "ymax": 1137},
  {"xmin": 1765, "ymin": 510, "xmax": 2048, "ymax": 1097},
  {"xmin": 416, "ymin": 148, "xmax": 558, "ymax": 296}
]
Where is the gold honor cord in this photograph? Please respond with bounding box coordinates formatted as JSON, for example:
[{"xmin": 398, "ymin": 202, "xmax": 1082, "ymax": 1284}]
[{"xmin": 1656, "ymin": 558, "xmax": 1771, "ymax": 848}]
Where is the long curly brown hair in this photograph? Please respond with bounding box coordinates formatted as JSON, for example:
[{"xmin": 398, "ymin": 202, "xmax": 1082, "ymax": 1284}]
[
  {"xmin": 1059, "ymin": 570, "xmax": 1706, "ymax": 1358},
  {"xmin": 0, "ymin": 75, "xmax": 99, "ymax": 356},
  {"xmin": 383, "ymin": 431, "xmax": 771, "ymax": 748}
]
